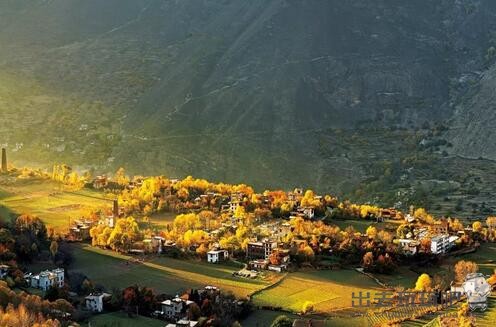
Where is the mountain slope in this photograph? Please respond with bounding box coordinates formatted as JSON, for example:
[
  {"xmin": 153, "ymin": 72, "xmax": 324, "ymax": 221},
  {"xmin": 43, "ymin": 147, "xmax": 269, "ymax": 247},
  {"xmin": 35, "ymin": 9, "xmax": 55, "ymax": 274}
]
[{"xmin": 1, "ymin": 0, "xmax": 496, "ymax": 195}]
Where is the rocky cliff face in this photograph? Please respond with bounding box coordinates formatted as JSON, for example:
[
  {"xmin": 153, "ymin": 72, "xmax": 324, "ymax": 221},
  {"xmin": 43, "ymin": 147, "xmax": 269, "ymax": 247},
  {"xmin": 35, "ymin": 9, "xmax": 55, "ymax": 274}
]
[
  {"xmin": 449, "ymin": 62, "xmax": 496, "ymax": 159},
  {"xmin": 1, "ymin": 0, "xmax": 496, "ymax": 191}
]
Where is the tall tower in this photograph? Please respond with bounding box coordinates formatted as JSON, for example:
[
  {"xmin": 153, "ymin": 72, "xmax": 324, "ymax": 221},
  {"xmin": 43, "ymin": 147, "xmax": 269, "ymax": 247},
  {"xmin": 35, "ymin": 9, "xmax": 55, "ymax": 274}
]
[
  {"xmin": 113, "ymin": 199, "xmax": 119, "ymax": 218},
  {"xmin": 1, "ymin": 148, "xmax": 6, "ymax": 172}
]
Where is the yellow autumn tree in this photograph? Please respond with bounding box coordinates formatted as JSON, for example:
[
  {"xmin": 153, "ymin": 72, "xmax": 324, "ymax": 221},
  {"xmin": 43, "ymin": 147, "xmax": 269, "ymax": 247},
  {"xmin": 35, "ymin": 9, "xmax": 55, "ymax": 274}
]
[
  {"xmin": 415, "ymin": 273, "xmax": 432, "ymax": 291},
  {"xmin": 472, "ymin": 221, "xmax": 482, "ymax": 232},
  {"xmin": 365, "ymin": 226, "xmax": 377, "ymax": 239}
]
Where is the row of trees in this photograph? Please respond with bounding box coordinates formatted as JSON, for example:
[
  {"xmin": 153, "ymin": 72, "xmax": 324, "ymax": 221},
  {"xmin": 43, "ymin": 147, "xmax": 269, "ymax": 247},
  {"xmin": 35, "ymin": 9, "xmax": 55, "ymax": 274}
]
[
  {"xmin": 90, "ymin": 217, "xmax": 142, "ymax": 251},
  {"xmin": 0, "ymin": 280, "xmax": 73, "ymax": 326}
]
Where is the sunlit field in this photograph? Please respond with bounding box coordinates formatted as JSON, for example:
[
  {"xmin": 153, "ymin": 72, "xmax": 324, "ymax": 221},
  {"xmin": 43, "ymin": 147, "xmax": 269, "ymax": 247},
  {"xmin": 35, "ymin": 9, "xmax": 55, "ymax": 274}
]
[
  {"xmin": 252, "ymin": 269, "xmax": 381, "ymax": 313},
  {"xmin": 0, "ymin": 177, "xmax": 111, "ymax": 230}
]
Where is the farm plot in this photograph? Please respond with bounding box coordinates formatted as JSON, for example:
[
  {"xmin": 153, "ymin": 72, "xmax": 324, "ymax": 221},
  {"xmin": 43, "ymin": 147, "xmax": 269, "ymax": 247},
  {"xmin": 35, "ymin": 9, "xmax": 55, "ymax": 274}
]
[
  {"xmin": 71, "ymin": 244, "xmax": 275, "ymax": 298},
  {"xmin": 252, "ymin": 269, "xmax": 382, "ymax": 313}
]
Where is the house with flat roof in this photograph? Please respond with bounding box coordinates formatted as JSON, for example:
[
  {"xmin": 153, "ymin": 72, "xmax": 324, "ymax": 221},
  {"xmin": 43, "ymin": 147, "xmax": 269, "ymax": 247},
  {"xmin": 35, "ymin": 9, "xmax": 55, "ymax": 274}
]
[
  {"xmin": 161, "ymin": 296, "xmax": 194, "ymax": 320},
  {"xmin": 431, "ymin": 234, "xmax": 457, "ymax": 254},
  {"xmin": 85, "ymin": 293, "xmax": 111, "ymax": 312},
  {"xmin": 246, "ymin": 239, "xmax": 277, "ymax": 260},
  {"xmin": 207, "ymin": 249, "xmax": 228, "ymax": 263},
  {"xmin": 25, "ymin": 268, "xmax": 64, "ymax": 291}
]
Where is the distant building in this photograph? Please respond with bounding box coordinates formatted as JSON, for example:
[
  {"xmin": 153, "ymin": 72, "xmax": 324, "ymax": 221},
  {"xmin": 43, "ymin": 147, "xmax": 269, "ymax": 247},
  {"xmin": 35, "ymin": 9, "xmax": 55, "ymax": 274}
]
[
  {"xmin": 161, "ymin": 296, "xmax": 194, "ymax": 320},
  {"xmin": 398, "ymin": 239, "xmax": 418, "ymax": 255},
  {"xmin": 0, "ymin": 264, "xmax": 9, "ymax": 278},
  {"xmin": 207, "ymin": 250, "xmax": 228, "ymax": 263},
  {"xmin": 431, "ymin": 235, "xmax": 451, "ymax": 254},
  {"xmin": 85, "ymin": 293, "xmax": 111, "ymax": 312},
  {"xmin": 249, "ymin": 259, "xmax": 268, "ymax": 270},
  {"xmin": 201, "ymin": 285, "xmax": 220, "ymax": 297},
  {"xmin": 112, "ymin": 199, "xmax": 120, "ymax": 218},
  {"xmin": 26, "ymin": 268, "xmax": 64, "ymax": 291},
  {"xmin": 1, "ymin": 148, "xmax": 7, "ymax": 172},
  {"xmin": 93, "ymin": 176, "xmax": 108, "ymax": 189},
  {"xmin": 229, "ymin": 200, "xmax": 240, "ymax": 214},
  {"xmin": 69, "ymin": 219, "xmax": 94, "ymax": 241},
  {"xmin": 462, "ymin": 273, "xmax": 491, "ymax": 311},
  {"xmin": 246, "ymin": 240, "xmax": 277, "ymax": 260},
  {"xmin": 294, "ymin": 207, "xmax": 315, "ymax": 219},
  {"xmin": 151, "ymin": 236, "xmax": 165, "ymax": 253},
  {"xmin": 431, "ymin": 220, "xmax": 449, "ymax": 234},
  {"xmin": 166, "ymin": 320, "xmax": 199, "ymax": 327}
]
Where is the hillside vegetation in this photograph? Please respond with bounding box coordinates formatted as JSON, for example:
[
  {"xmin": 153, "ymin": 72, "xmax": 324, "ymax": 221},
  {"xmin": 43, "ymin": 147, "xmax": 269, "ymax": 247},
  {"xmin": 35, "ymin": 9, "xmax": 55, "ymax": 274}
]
[{"xmin": 2, "ymin": 1, "xmax": 496, "ymax": 214}]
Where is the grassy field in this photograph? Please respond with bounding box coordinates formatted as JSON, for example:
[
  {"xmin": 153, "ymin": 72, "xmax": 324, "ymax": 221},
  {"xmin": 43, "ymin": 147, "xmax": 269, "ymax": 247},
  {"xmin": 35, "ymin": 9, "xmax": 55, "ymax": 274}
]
[
  {"xmin": 330, "ymin": 218, "xmax": 401, "ymax": 233},
  {"xmin": 144, "ymin": 211, "xmax": 177, "ymax": 230},
  {"xmin": 70, "ymin": 244, "xmax": 274, "ymax": 298},
  {"xmin": 241, "ymin": 310, "xmax": 369, "ymax": 327},
  {"xmin": 84, "ymin": 312, "xmax": 163, "ymax": 327},
  {"xmin": 374, "ymin": 266, "xmax": 419, "ymax": 289},
  {"xmin": 252, "ymin": 269, "xmax": 382, "ymax": 313},
  {"xmin": 0, "ymin": 177, "xmax": 111, "ymax": 231},
  {"xmin": 454, "ymin": 243, "xmax": 496, "ymax": 275}
]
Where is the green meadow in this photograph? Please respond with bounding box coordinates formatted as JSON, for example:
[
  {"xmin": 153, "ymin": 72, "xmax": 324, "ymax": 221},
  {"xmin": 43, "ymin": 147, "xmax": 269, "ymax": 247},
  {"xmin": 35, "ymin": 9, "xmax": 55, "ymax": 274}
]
[
  {"xmin": 70, "ymin": 244, "xmax": 274, "ymax": 298},
  {"xmin": 251, "ymin": 269, "xmax": 382, "ymax": 313}
]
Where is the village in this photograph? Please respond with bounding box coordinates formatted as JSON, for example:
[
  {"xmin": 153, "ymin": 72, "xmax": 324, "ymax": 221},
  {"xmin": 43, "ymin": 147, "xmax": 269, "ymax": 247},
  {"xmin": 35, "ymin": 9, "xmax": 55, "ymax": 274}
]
[{"xmin": 0, "ymin": 149, "xmax": 495, "ymax": 327}]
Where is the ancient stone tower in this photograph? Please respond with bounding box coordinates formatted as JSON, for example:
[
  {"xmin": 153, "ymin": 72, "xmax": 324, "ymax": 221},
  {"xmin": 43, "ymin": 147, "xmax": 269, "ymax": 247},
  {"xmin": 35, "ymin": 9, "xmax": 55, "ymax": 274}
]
[
  {"xmin": 113, "ymin": 199, "xmax": 119, "ymax": 218},
  {"xmin": 1, "ymin": 148, "xmax": 6, "ymax": 172}
]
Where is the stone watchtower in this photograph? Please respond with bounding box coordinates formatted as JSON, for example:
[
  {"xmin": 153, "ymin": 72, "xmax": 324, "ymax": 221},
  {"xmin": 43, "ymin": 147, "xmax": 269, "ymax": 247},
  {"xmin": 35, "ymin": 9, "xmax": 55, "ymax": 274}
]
[
  {"xmin": 113, "ymin": 199, "xmax": 119, "ymax": 218},
  {"xmin": 1, "ymin": 148, "xmax": 6, "ymax": 172}
]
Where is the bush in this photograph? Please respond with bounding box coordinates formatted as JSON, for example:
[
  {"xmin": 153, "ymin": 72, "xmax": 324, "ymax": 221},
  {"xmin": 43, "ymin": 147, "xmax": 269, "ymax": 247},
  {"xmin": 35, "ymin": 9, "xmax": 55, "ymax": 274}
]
[{"xmin": 271, "ymin": 315, "xmax": 293, "ymax": 327}]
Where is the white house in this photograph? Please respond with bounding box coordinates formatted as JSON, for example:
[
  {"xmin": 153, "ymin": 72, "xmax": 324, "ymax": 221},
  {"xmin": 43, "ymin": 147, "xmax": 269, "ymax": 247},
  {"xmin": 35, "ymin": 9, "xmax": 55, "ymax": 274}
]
[
  {"xmin": 207, "ymin": 250, "xmax": 228, "ymax": 263},
  {"xmin": 27, "ymin": 268, "xmax": 64, "ymax": 291},
  {"xmin": 166, "ymin": 320, "xmax": 199, "ymax": 327},
  {"xmin": 161, "ymin": 296, "xmax": 194, "ymax": 320},
  {"xmin": 430, "ymin": 234, "xmax": 458, "ymax": 254},
  {"xmin": 85, "ymin": 293, "xmax": 111, "ymax": 312},
  {"xmin": 431, "ymin": 235, "xmax": 450, "ymax": 254}
]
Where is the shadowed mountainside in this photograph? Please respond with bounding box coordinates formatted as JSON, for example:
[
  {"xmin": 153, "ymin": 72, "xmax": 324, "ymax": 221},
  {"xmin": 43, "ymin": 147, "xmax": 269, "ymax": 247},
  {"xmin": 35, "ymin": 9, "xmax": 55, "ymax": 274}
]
[{"xmin": 1, "ymin": 0, "xmax": 496, "ymax": 200}]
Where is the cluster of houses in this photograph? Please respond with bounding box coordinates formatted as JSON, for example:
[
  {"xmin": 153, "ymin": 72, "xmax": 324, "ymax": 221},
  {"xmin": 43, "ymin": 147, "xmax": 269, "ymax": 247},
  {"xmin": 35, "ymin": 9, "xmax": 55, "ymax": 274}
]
[
  {"xmin": 397, "ymin": 217, "xmax": 461, "ymax": 255},
  {"xmin": 68, "ymin": 199, "xmax": 120, "ymax": 241},
  {"xmin": 154, "ymin": 285, "xmax": 227, "ymax": 326},
  {"xmin": 246, "ymin": 239, "xmax": 290, "ymax": 272},
  {"xmin": 205, "ymin": 220, "xmax": 292, "ymax": 273}
]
